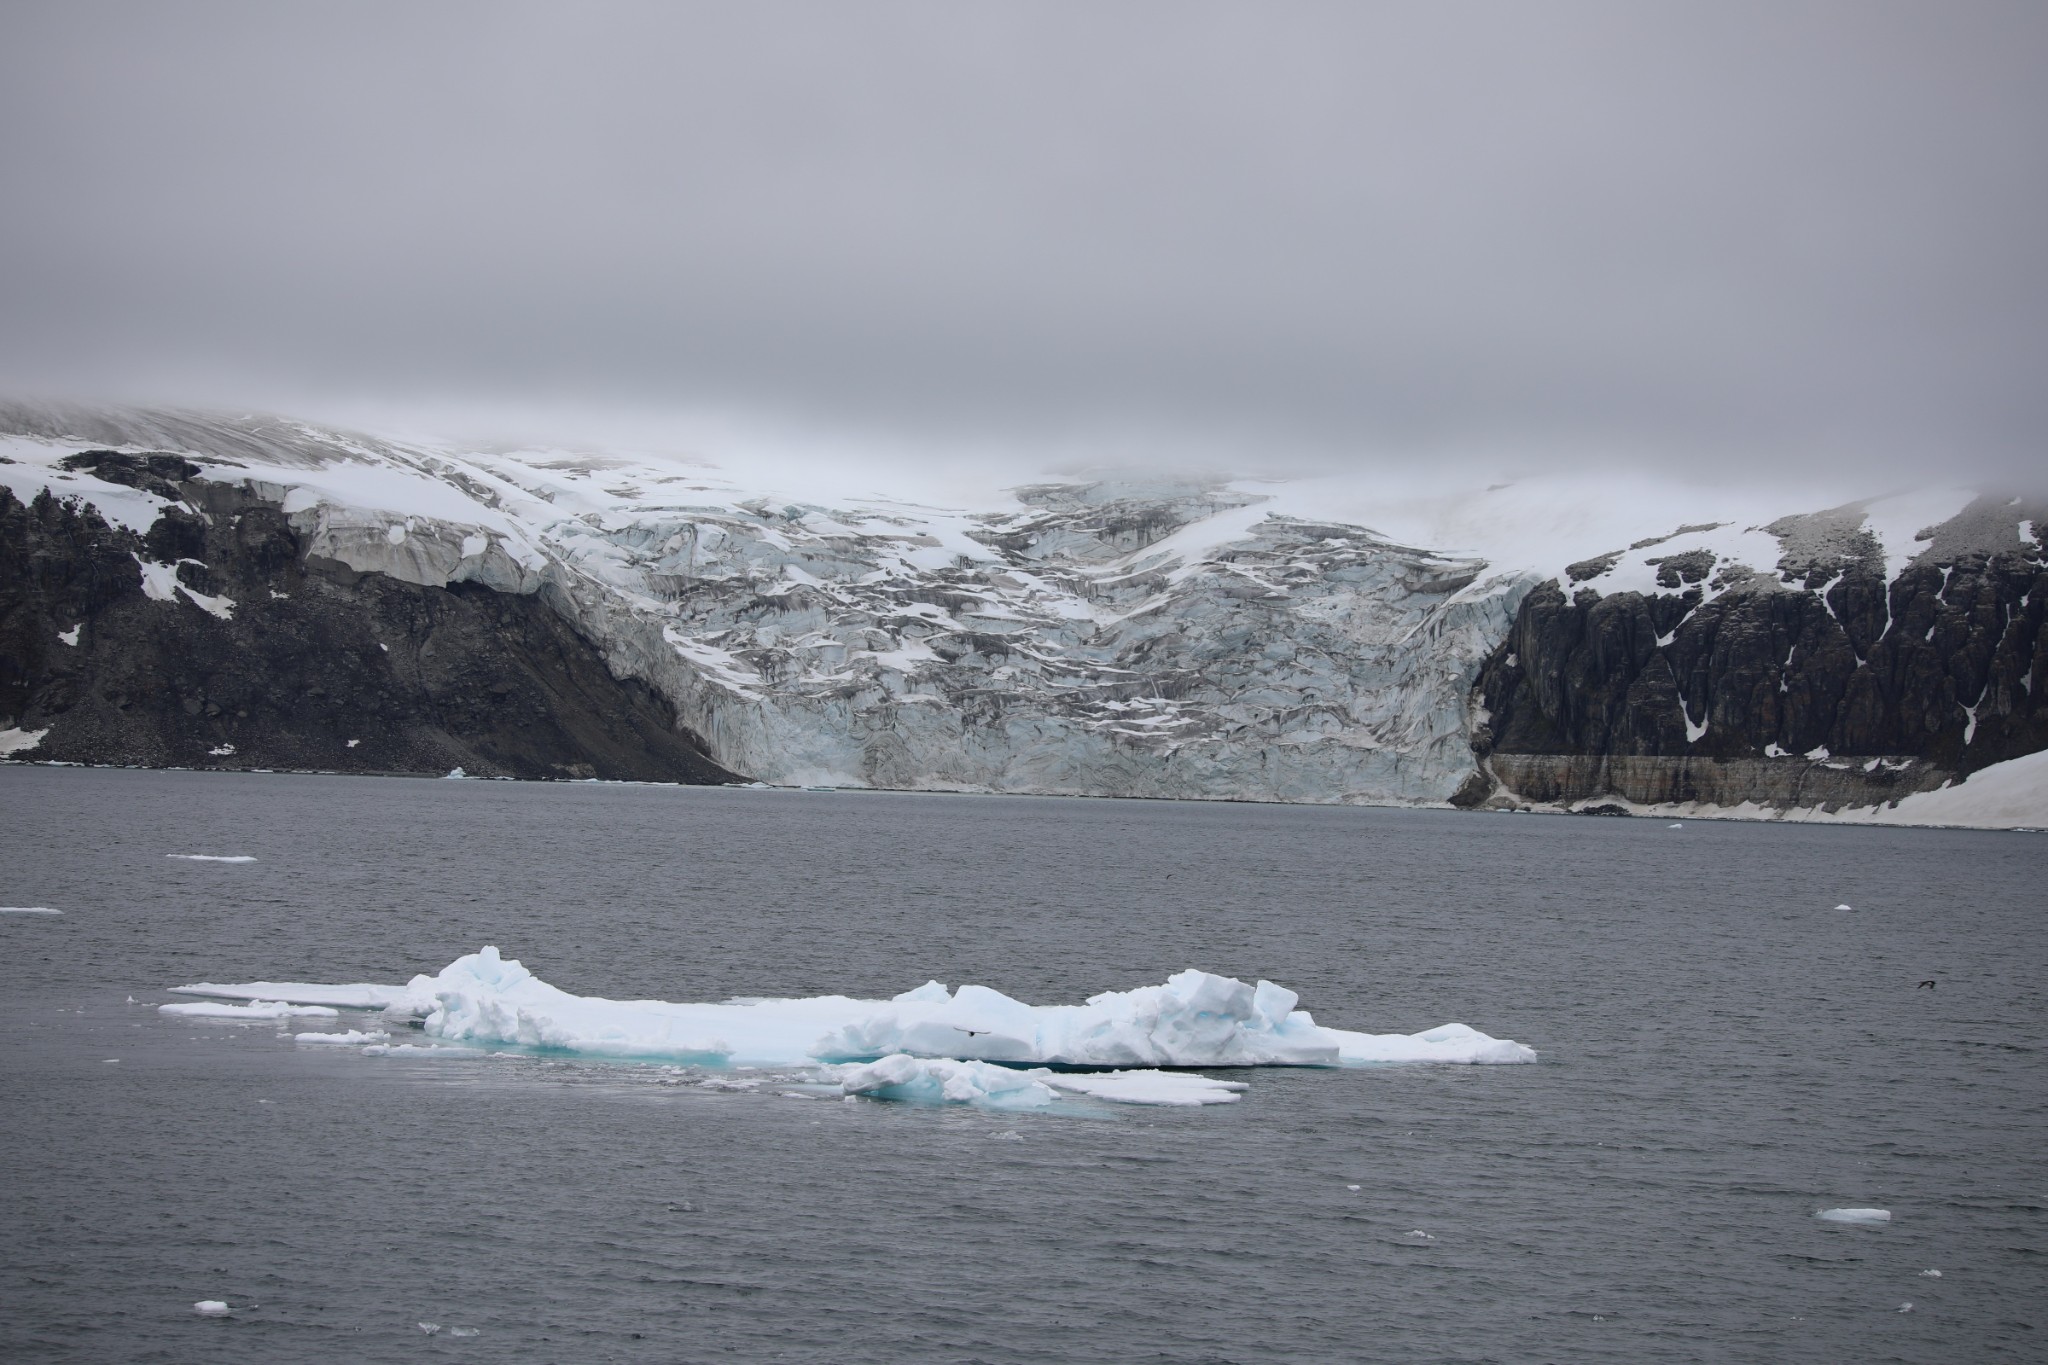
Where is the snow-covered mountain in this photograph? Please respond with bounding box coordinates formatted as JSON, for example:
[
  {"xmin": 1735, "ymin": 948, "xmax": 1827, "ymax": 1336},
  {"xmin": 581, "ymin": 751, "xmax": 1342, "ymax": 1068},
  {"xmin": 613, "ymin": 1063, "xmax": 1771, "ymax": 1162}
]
[{"xmin": 3, "ymin": 402, "xmax": 2043, "ymax": 824}]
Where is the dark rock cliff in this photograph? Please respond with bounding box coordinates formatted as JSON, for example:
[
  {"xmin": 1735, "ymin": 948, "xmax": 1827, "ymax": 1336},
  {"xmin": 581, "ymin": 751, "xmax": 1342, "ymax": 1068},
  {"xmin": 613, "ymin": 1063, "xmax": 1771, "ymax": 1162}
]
[
  {"xmin": 1463, "ymin": 498, "xmax": 2048, "ymax": 810},
  {"xmin": 1, "ymin": 454, "xmax": 743, "ymax": 782}
]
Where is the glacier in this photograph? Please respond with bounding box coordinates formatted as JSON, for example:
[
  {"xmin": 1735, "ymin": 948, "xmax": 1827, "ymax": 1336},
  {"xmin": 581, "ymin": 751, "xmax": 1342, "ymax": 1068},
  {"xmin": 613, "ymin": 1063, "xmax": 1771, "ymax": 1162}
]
[
  {"xmin": 6, "ymin": 403, "xmax": 2042, "ymax": 820},
  {"xmin": 169, "ymin": 947, "xmax": 1538, "ymax": 1096}
]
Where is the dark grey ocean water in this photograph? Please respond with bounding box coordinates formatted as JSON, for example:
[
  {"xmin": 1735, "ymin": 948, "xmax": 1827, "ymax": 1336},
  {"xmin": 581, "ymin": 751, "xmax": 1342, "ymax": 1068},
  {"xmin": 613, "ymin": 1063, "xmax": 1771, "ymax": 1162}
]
[{"xmin": 0, "ymin": 766, "xmax": 2042, "ymax": 1364}]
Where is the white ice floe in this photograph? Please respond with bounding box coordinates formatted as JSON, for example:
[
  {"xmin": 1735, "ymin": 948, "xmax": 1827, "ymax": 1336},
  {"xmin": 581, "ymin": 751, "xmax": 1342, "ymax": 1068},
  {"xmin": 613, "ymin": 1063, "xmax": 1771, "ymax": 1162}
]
[
  {"xmin": 159, "ymin": 1000, "xmax": 339, "ymax": 1020},
  {"xmin": 169, "ymin": 980, "xmax": 414, "ymax": 1009},
  {"xmin": 1043, "ymin": 1070, "xmax": 1249, "ymax": 1106},
  {"xmin": 1921, "ymin": 1269, "xmax": 1942, "ymax": 1278},
  {"xmin": 0, "ymin": 907, "xmax": 62, "ymax": 915},
  {"xmin": 171, "ymin": 947, "xmax": 1539, "ymax": 1073},
  {"xmin": 1815, "ymin": 1207, "xmax": 1891, "ymax": 1224},
  {"xmin": 165, "ymin": 854, "xmax": 257, "ymax": 863},
  {"xmin": 292, "ymin": 1029, "xmax": 388, "ymax": 1045},
  {"xmin": 193, "ymin": 1300, "xmax": 230, "ymax": 1315}
]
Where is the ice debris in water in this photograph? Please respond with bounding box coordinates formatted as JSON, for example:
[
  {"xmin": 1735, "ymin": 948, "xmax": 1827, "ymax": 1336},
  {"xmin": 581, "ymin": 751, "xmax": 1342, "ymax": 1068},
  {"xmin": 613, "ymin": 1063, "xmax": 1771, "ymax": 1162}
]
[
  {"xmin": 165, "ymin": 854, "xmax": 257, "ymax": 863},
  {"xmin": 1898, "ymin": 1302, "xmax": 1913, "ymax": 1313},
  {"xmin": 159, "ymin": 1000, "xmax": 338, "ymax": 1020},
  {"xmin": 451, "ymin": 1327, "xmax": 479, "ymax": 1337},
  {"xmin": 0, "ymin": 906, "xmax": 62, "ymax": 914},
  {"xmin": 193, "ymin": 1300, "xmax": 229, "ymax": 1315},
  {"xmin": 292, "ymin": 1029, "xmax": 389, "ymax": 1045},
  {"xmin": 418, "ymin": 1322, "xmax": 440, "ymax": 1335},
  {"xmin": 1815, "ymin": 1207, "xmax": 1891, "ymax": 1224},
  {"xmin": 1921, "ymin": 1269, "xmax": 1942, "ymax": 1278},
  {"xmin": 1835, "ymin": 903, "xmax": 1853, "ymax": 910}
]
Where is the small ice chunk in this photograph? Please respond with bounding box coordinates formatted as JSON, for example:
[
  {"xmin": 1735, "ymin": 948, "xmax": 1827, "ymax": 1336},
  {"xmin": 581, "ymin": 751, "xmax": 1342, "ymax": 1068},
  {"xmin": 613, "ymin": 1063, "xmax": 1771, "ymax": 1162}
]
[
  {"xmin": 1898, "ymin": 1302, "xmax": 1913, "ymax": 1313},
  {"xmin": 160, "ymin": 1000, "xmax": 339, "ymax": 1019},
  {"xmin": 193, "ymin": 1300, "xmax": 230, "ymax": 1315},
  {"xmin": 1667, "ymin": 822, "xmax": 1682, "ymax": 828},
  {"xmin": 0, "ymin": 907, "xmax": 62, "ymax": 915},
  {"xmin": 450, "ymin": 1327, "xmax": 479, "ymax": 1337},
  {"xmin": 418, "ymin": 1322, "xmax": 441, "ymax": 1335},
  {"xmin": 293, "ymin": 1029, "xmax": 389, "ymax": 1045},
  {"xmin": 102, "ymin": 1058, "xmax": 119, "ymax": 1063},
  {"xmin": 1920, "ymin": 1269, "xmax": 1941, "ymax": 1278},
  {"xmin": 1815, "ymin": 1207, "xmax": 1891, "ymax": 1224},
  {"xmin": 1406, "ymin": 1230, "xmax": 1434, "ymax": 1240},
  {"xmin": 1834, "ymin": 903, "xmax": 1852, "ymax": 910},
  {"xmin": 444, "ymin": 767, "xmax": 467, "ymax": 779},
  {"xmin": 1346, "ymin": 1184, "xmax": 1360, "ymax": 1191},
  {"xmin": 166, "ymin": 854, "xmax": 256, "ymax": 863}
]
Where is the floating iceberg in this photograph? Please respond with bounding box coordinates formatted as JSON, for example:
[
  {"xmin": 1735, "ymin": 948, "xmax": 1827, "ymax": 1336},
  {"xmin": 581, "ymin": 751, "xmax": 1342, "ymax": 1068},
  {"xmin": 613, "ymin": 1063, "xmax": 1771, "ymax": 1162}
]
[{"xmin": 171, "ymin": 947, "xmax": 1538, "ymax": 1072}]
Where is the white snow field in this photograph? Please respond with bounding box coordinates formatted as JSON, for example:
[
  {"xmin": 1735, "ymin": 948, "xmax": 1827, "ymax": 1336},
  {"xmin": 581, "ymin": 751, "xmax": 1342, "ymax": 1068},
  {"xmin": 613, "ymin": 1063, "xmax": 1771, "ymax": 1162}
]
[{"xmin": 168, "ymin": 947, "xmax": 1536, "ymax": 1107}]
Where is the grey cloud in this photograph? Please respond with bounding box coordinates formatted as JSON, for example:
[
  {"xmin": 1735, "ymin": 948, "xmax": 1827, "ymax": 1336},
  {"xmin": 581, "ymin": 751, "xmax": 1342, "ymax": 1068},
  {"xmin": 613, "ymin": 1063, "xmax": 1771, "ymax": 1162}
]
[{"xmin": 1, "ymin": 1, "xmax": 2043, "ymax": 483}]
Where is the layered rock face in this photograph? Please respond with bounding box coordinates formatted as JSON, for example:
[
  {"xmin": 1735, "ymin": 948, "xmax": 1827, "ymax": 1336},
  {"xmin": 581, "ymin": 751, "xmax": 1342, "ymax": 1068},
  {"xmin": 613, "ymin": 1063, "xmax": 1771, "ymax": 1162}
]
[{"xmin": 1466, "ymin": 500, "xmax": 2048, "ymax": 809}]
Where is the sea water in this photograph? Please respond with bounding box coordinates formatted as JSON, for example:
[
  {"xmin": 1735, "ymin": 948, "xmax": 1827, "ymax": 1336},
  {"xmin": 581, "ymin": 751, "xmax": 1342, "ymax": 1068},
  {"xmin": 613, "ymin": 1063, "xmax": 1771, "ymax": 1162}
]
[{"xmin": 1, "ymin": 766, "xmax": 2041, "ymax": 1362}]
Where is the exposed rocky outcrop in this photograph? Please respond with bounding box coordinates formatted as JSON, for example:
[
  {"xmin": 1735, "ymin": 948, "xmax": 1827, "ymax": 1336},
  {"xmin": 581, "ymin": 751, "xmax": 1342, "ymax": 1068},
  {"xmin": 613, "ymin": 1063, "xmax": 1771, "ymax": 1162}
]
[
  {"xmin": 0, "ymin": 456, "xmax": 740, "ymax": 782},
  {"xmin": 1465, "ymin": 498, "xmax": 2048, "ymax": 810}
]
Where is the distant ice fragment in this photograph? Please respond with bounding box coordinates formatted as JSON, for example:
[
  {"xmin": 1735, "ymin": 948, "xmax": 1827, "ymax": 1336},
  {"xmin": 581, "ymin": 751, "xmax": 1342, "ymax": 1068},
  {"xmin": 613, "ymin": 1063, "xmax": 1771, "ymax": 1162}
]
[
  {"xmin": 450, "ymin": 1327, "xmax": 479, "ymax": 1337},
  {"xmin": 166, "ymin": 854, "xmax": 256, "ymax": 862},
  {"xmin": 418, "ymin": 1322, "xmax": 441, "ymax": 1335},
  {"xmin": 1834, "ymin": 904, "xmax": 1852, "ymax": 910},
  {"xmin": 0, "ymin": 906, "xmax": 62, "ymax": 914},
  {"xmin": 1667, "ymin": 822, "xmax": 1682, "ymax": 828},
  {"xmin": 160, "ymin": 1000, "xmax": 339, "ymax": 1019},
  {"xmin": 1898, "ymin": 1302, "xmax": 1913, "ymax": 1313},
  {"xmin": 1347, "ymin": 1184, "xmax": 1361, "ymax": 1191},
  {"xmin": 193, "ymin": 1300, "xmax": 229, "ymax": 1315},
  {"xmin": 1815, "ymin": 1207, "xmax": 1891, "ymax": 1224},
  {"xmin": 1921, "ymin": 1269, "xmax": 1941, "ymax": 1277},
  {"xmin": 293, "ymin": 1029, "xmax": 388, "ymax": 1045},
  {"xmin": 444, "ymin": 766, "xmax": 466, "ymax": 779}
]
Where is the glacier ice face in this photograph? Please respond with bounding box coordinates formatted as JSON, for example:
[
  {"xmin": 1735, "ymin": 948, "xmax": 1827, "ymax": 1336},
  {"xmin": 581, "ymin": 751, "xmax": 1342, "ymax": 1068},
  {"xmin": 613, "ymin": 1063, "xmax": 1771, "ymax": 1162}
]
[{"xmin": 172, "ymin": 947, "xmax": 1538, "ymax": 1072}]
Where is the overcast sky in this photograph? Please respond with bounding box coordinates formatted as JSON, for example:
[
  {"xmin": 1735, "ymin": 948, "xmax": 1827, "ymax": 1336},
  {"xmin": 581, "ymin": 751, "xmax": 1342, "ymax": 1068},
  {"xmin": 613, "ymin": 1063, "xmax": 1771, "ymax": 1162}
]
[{"xmin": 2, "ymin": 2, "xmax": 2043, "ymax": 486}]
